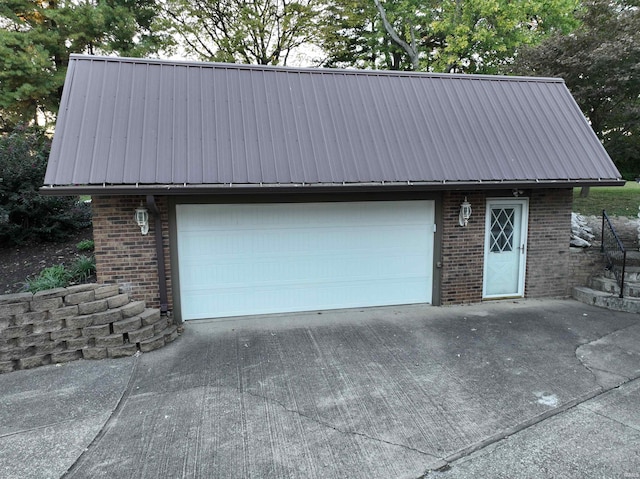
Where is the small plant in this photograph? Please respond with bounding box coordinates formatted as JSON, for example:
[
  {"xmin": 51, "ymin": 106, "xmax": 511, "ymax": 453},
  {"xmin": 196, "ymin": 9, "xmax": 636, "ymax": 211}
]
[
  {"xmin": 24, "ymin": 265, "xmax": 72, "ymax": 292},
  {"xmin": 76, "ymin": 239, "xmax": 95, "ymax": 252},
  {"xmin": 70, "ymin": 255, "xmax": 96, "ymax": 283}
]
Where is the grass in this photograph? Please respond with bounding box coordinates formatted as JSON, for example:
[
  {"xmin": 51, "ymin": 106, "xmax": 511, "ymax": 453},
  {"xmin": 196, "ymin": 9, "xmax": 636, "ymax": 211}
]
[{"xmin": 573, "ymin": 181, "xmax": 640, "ymax": 217}]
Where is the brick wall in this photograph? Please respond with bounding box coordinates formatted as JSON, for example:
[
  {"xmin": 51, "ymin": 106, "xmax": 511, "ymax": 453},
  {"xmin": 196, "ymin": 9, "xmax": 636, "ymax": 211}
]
[
  {"xmin": 525, "ymin": 189, "xmax": 572, "ymax": 298},
  {"xmin": 440, "ymin": 189, "xmax": 574, "ymax": 304},
  {"xmin": 440, "ymin": 191, "xmax": 487, "ymax": 304},
  {"xmin": 92, "ymin": 196, "xmax": 172, "ymax": 310}
]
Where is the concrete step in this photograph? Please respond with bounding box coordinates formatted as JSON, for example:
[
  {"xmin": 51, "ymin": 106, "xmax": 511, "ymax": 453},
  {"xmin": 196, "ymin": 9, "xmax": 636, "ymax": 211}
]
[
  {"xmin": 603, "ymin": 266, "xmax": 640, "ymax": 283},
  {"xmin": 590, "ymin": 276, "xmax": 640, "ymax": 298},
  {"xmin": 572, "ymin": 286, "xmax": 640, "ymax": 314}
]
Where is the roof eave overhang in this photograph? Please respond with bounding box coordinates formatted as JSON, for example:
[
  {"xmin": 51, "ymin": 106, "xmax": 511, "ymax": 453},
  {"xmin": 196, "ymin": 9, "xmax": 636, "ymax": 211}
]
[{"xmin": 39, "ymin": 179, "xmax": 626, "ymax": 196}]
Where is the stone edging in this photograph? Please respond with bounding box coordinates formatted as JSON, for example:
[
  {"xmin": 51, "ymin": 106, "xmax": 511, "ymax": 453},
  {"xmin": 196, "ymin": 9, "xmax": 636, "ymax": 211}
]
[{"xmin": 0, "ymin": 284, "xmax": 179, "ymax": 374}]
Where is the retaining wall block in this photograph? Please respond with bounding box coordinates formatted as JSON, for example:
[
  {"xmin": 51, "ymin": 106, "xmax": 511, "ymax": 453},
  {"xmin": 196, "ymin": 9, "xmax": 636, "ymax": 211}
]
[
  {"xmin": 139, "ymin": 335, "xmax": 165, "ymax": 353},
  {"xmin": 2, "ymin": 325, "xmax": 31, "ymax": 339},
  {"xmin": 82, "ymin": 347, "xmax": 108, "ymax": 360},
  {"xmin": 0, "ymin": 360, "xmax": 16, "ymax": 373},
  {"xmin": 66, "ymin": 284, "xmax": 98, "ymax": 294},
  {"xmin": 0, "ymin": 292, "xmax": 32, "ymax": 305},
  {"xmin": 0, "ymin": 285, "xmax": 176, "ymax": 374},
  {"xmin": 18, "ymin": 355, "xmax": 50, "ymax": 370},
  {"xmin": 66, "ymin": 337, "xmax": 91, "ymax": 350},
  {"xmin": 112, "ymin": 316, "xmax": 142, "ymax": 334},
  {"xmin": 13, "ymin": 311, "xmax": 48, "ymax": 326},
  {"xmin": 128, "ymin": 325, "xmax": 155, "ymax": 344},
  {"xmin": 95, "ymin": 334, "xmax": 125, "ymax": 348},
  {"xmin": 120, "ymin": 301, "xmax": 146, "ymax": 319},
  {"xmin": 107, "ymin": 344, "xmax": 138, "ymax": 358},
  {"xmin": 65, "ymin": 290, "xmax": 96, "ymax": 305},
  {"xmin": 107, "ymin": 294, "xmax": 130, "ymax": 309},
  {"xmin": 50, "ymin": 305, "xmax": 80, "ymax": 321},
  {"xmin": 51, "ymin": 351, "xmax": 82, "ymax": 363},
  {"xmin": 94, "ymin": 284, "xmax": 120, "ymax": 300},
  {"xmin": 51, "ymin": 328, "xmax": 82, "ymax": 341},
  {"xmin": 65, "ymin": 316, "xmax": 95, "ymax": 329},
  {"xmin": 33, "ymin": 288, "xmax": 66, "ymax": 300},
  {"xmin": 35, "ymin": 342, "xmax": 66, "ymax": 355},
  {"xmin": 87, "ymin": 309, "xmax": 123, "ymax": 326},
  {"xmin": 0, "ymin": 302, "xmax": 30, "ymax": 319},
  {"xmin": 78, "ymin": 299, "xmax": 109, "ymax": 315},
  {"xmin": 30, "ymin": 297, "xmax": 63, "ymax": 312},
  {"xmin": 32, "ymin": 319, "xmax": 64, "ymax": 334},
  {"xmin": 140, "ymin": 308, "xmax": 161, "ymax": 326},
  {"xmin": 17, "ymin": 332, "xmax": 50, "ymax": 347},
  {"xmin": 82, "ymin": 324, "xmax": 111, "ymax": 338}
]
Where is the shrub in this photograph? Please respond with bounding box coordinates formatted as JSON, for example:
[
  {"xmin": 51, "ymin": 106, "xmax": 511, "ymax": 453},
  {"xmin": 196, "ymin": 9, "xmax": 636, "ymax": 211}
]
[
  {"xmin": 23, "ymin": 255, "xmax": 96, "ymax": 292},
  {"xmin": 70, "ymin": 255, "xmax": 96, "ymax": 283},
  {"xmin": 76, "ymin": 239, "xmax": 95, "ymax": 252},
  {"xmin": 24, "ymin": 265, "xmax": 72, "ymax": 293},
  {"xmin": 0, "ymin": 125, "xmax": 92, "ymax": 246}
]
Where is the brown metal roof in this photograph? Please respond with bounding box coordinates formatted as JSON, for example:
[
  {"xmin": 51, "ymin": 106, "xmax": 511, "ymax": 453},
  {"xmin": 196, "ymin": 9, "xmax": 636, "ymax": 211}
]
[{"xmin": 43, "ymin": 55, "xmax": 622, "ymax": 194}]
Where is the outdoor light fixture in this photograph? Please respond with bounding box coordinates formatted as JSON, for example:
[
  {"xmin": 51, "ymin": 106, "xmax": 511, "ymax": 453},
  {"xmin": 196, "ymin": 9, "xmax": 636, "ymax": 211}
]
[
  {"xmin": 134, "ymin": 206, "xmax": 149, "ymax": 235},
  {"xmin": 459, "ymin": 197, "xmax": 472, "ymax": 227}
]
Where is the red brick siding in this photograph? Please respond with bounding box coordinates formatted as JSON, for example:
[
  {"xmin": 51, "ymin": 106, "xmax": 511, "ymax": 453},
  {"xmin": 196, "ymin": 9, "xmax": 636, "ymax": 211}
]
[
  {"xmin": 91, "ymin": 190, "xmax": 572, "ymax": 312},
  {"xmin": 440, "ymin": 189, "xmax": 573, "ymax": 304},
  {"xmin": 440, "ymin": 191, "xmax": 487, "ymax": 304},
  {"xmin": 92, "ymin": 196, "xmax": 172, "ymax": 310},
  {"xmin": 524, "ymin": 189, "xmax": 572, "ymax": 298}
]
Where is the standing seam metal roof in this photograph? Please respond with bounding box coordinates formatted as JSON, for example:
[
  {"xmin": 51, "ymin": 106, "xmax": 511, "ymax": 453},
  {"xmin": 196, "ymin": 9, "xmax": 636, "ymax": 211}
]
[{"xmin": 44, "ymin": 55, "xmax": 621, "ymax": 191}]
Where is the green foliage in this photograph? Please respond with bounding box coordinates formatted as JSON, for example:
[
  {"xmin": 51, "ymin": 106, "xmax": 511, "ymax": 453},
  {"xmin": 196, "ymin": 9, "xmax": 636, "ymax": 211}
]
[
  {"xmin": 511, "ymin": 0, "xmax": 640, "ymax": 179},
  {"xmin": 320, "ymin": 0, "xmax": 579, "ymax": 73},
  {"xmin": 573, "ymin": 182, "xmax": 640, "ymax": 217},
  {"xmin": 76, "ymin": 239, "xmax": 95, "ymax": 252},
  {"xmin": 23, "ymin": 264, "xmax": 72, "ymax": 293},
  {"xmin": 161, "ymin": 0, "xmax": 323, "ymax": 65},
  {"xmin": 23, "ymin": 255, "xmax": 96, "ymax": 293},
  {"xmin": 0, "ymin": 0, "xmax": 168, "ymax": 128},
  {"xmin": 70, "ymin": 255, "xmax": 96, "ymax": 284},
  {"xmin": 0, "ymin": 125, "xmax": 92, "ymax": 246}
]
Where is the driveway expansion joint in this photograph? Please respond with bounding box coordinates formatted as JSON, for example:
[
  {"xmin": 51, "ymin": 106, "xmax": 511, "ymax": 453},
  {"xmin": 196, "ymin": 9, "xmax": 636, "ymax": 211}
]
[
  {"xmin": 60, "ymin": 355, "xmax": 141, "ymax": 478},
  {"xmin": 238, "ymin": 385, "xmax": 440, "ymax": 460}
]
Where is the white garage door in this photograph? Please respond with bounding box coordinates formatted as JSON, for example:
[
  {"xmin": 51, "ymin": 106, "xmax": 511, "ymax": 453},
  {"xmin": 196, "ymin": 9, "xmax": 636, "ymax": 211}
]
[{"xmin": 176, "ymin": 201, "xmax": 435, "ymax": 320}]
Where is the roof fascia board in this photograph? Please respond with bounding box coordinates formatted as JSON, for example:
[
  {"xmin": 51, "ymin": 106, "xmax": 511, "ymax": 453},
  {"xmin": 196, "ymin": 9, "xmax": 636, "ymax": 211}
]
[{"xmin": 39, "ymin": 180, "xmax": 626, "ymax": 197}]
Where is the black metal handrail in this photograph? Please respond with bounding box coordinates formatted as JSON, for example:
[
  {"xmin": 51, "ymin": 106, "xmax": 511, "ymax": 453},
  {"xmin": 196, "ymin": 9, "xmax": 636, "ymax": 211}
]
[{"xmin": 601, "ymin": 210, "xmax": 627, "ymax": 298}]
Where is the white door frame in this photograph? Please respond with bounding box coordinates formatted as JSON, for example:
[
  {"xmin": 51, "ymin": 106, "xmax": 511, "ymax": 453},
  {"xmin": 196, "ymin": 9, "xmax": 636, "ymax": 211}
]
[{"xmin": 482, "ymin": 198, "xmax": 529, "ymax": 299}]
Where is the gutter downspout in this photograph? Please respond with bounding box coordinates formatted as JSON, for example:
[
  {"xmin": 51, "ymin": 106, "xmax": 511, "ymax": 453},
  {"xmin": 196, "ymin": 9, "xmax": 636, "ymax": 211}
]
[{"xmin": 146, "ymin": 195, "xmax": 169, "ymax": 314}]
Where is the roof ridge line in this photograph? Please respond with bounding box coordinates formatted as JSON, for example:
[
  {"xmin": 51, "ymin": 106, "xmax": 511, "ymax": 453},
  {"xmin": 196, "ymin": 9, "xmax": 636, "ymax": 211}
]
[{"xmin": 67, "ymin": 54, "xmax": 564, "ymax": 83}]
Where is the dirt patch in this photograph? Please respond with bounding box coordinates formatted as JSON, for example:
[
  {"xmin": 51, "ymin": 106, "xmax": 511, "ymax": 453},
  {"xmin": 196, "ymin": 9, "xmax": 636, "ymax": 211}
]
[{"xmin": 0, "ymin": 228, "xmax": 94, "ymax": 294}]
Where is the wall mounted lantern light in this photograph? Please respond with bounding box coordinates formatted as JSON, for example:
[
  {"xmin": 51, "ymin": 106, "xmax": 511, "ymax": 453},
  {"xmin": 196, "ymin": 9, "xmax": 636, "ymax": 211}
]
[
  {"xmin": 459, "ymin": 197, "xmax": 472, "ymax": 227},
  {"xmin": 134, "ymin": 206, "xmax": 149, "ymax": 235}
]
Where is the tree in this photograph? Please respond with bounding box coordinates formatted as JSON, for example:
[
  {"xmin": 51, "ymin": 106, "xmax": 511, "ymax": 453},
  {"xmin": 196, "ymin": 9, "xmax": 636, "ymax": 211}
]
[
  {"xmin": 320, "ymin": 0, "xmax": 579, "ymax": 73},
  {"xmin": 510, "ymin": 0, "xmax": 640, "ymax": 179},
  {"xmin": 0, "ymin": 125, "xmax": 91, "ymax": 246},
  {"xmin": 161, "ymin": 0, "xmax": 325, "ymax": 65},
  {"xmin": 0, "ymin": 0, "xmax": 167, "ymax": 129}
]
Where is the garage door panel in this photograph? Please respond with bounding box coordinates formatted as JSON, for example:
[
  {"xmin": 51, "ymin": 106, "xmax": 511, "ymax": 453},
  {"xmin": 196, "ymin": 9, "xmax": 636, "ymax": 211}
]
[{"xmin": 177, "ymin": 201, "xmax": 434, "ymax": 320}]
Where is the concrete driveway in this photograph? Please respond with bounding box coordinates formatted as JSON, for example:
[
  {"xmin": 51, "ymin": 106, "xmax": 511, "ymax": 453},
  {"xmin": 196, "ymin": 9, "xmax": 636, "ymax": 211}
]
[{"xmin": 1, "ymin": 299, "xmax": 639, "ymax": 478}]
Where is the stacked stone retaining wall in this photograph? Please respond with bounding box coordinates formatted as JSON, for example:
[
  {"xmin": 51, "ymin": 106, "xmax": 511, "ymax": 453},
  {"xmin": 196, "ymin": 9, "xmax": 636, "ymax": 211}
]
[{"xmin": 0, "ymin": 284, "xmax": 179, "ymax": 374}]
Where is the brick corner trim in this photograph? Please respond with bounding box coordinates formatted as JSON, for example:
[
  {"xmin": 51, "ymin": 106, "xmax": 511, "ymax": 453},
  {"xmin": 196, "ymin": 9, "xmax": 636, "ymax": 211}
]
[{"xmin": 0, "ymin": 284, "xmax": 180, "ymax": 374}]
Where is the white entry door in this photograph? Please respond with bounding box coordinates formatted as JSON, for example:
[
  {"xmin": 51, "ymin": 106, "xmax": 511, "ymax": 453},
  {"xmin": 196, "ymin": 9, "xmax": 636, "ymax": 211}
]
[
  {"xmin": 483, "ymin": 198, "xmax": 528, "ymax": 299},
  {"xmin": 176, "ymin": 201, "xmax": 435, "ymax": 320}
]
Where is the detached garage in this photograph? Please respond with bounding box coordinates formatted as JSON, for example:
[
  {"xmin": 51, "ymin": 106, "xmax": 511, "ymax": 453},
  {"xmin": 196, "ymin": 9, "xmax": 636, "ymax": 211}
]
[{"xmin": 42, "ymin": 55, "xmax": 622, "ymax": 322}]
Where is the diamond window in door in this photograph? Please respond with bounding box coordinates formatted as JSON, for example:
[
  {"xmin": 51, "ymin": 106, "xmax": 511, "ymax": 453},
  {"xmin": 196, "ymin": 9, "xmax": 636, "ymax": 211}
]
[{"xmin": 490, "ymin": 208, "xmax": 515, "ymax": 253}]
